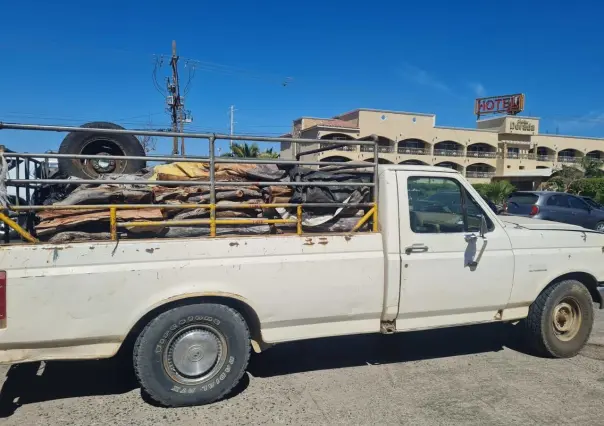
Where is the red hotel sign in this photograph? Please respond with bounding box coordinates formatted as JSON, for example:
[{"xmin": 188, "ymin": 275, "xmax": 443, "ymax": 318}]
[{"xmin": 475, "ymin": 93, "xmax": 525, "ymax": 117}]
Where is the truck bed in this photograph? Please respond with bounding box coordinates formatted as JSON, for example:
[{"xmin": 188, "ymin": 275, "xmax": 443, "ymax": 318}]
[{"xmin": 0, "ymin": 232, "xmax": 385, "ymax": 364}]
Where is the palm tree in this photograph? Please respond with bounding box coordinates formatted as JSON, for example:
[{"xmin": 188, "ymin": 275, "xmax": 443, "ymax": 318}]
[
  {"xmin": 580, "ymin": 156, "xmax": 604, "ymax": 178},
  {"xmin": 229, "ymin": 142, "xmax": 260, "ymax": 158},
  {"xmin": 473, "ymin": 180, "xmax": 515, "ymax": 205},
  {"xmin": 220, "ymin": 143, "xmax": 279, "ymax": 159},
  {"xmin": 258, "ymin": 147, "xmax": 279, "ymax": 159}
]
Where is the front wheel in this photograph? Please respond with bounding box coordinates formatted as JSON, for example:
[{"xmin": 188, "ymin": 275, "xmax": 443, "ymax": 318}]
[
  {"xmin": 525, "ymin": 279, "xmax": 594, "ymax": 358},
  {"xmin": 595, "ymin": 221, "xmax": 604, "ymax": 232},
  {"xmin": 133, "ymin": 303, "xmax": 251, "ymax": 407}
]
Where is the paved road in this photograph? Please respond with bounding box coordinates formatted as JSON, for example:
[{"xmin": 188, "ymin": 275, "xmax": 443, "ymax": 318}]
[{"xmin": 0, "ymin": 311, "xmax": 602, "ymax": 426}]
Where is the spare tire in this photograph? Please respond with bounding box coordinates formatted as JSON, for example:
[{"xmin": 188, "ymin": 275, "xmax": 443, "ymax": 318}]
[{"xmin": 58, "ymin": 121, "xmax": 146, "ymax": 179}]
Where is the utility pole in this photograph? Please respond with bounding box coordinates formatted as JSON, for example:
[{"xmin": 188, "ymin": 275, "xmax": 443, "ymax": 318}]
[
  {"xmin": 229, "ymin": 105, "xmax": 236, "ymax": 151},
  {"xmin": 167, "ymin": 40, "xmax": 184, "ymax": 155},
  {"xmin": 152, "ymin": 40, "xmax": 195, "ymax": 156}
]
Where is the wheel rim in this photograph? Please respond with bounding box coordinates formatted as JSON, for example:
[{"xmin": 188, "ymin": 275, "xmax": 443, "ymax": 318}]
[
  {"xmin": 597, "ymin": 223, "xmax": 604, "ymax": 232},
  {"xmin": 162, "ymin": 324, "xmax": 228, "ymax": 385},
  {"xmin": 552, "ymin": 297, "xmax": 582, "ymax": 342},
  {"xmin": 80, "ymin": 138, "xmax": 126, "ymax": 176},
  {"xmin": 90, "ymin": 153, "xmax": 117, "ymax": 174}
]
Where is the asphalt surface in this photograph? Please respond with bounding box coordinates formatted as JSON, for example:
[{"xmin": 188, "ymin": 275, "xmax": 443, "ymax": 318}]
[{"xmin": 0, "ymin": 311, "xmax": 602, "ymax": 426}]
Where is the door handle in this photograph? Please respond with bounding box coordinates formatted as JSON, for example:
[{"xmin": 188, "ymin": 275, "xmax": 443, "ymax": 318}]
[{"xmin": 405, "ymin": 244, "xmax": 428, "ymax": 254}]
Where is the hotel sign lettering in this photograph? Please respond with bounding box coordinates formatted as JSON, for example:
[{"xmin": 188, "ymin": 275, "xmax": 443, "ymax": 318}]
[
  {"xmin": 509, "ymin": 119, "xmax": 535, "ymax": 132},
  {"xmin": 475, "ymin": 94, "xmax": 525, "ymax": 118}
]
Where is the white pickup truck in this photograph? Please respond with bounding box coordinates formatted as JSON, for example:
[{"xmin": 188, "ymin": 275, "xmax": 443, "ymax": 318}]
[{"xmin": 0, "ymin": 165, "xmax": 603, "ymax": 407}]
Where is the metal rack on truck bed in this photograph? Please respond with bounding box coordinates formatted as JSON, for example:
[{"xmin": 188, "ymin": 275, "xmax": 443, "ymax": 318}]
[{"xmin": 0, "ymin": 122, "xmax": 380, "ymax": 243}]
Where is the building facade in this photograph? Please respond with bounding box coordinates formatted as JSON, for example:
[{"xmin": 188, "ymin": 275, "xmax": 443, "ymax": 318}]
[{"xmin": 279, "ymin": 109, "xmax": 604, "ymax": 188}]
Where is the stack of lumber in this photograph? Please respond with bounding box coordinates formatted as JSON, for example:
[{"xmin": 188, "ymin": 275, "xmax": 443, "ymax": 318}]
[{"xmin": 33, "ymin": 162, "xmax": 370, "ymax": 243}]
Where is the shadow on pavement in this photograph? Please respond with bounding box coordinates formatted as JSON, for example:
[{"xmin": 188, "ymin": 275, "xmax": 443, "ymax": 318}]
[
  {"xmin": 249, "ymin": 322, "xmax": 522, "ymax": 377},
  {"xmin": 0, "ymin": 322, "xmax": 524, "ymax": 416},
  {"xmin": 0, "ymin": 356, "xmax": 138, "ymax": 418}
]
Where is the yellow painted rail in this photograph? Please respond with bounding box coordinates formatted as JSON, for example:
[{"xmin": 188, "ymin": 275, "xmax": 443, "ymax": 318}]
[
  {"xmin": 0, "ymin": 212, "xmax": 38, "ymax": 243},
  {"xmin": 1, "ymin": 202, "xmax": 377, "ymax": 243}
]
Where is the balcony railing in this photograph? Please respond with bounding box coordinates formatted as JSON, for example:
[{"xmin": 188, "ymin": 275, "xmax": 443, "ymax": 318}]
[
  {"xmin": 434, "ymin": 149, "xmax": 464, "ymax": 157},
  {"xmin": 558, "ymin": 156, "xmax": 580, "ymax": 163},
  {"xmin": 315, "ymin": 146, "xmax": 588, "ymax": 165},
  {"xmin": 320, "ymin": 143, "xmax": 357, "ymax": 152},
  {"xmin": 397, "ymin": 147, "xmax": 430, "ymax": 155},
  {"xmin": 466, "ymin": 171, "xmax": 496, "ymax": 178},
  {"xmin": 360, "ymin": 145, "xmax": 394, "ymax": 153},
  {"xmin": 467, "ymin": 151, "xmax": 497, "ymax": 158}
]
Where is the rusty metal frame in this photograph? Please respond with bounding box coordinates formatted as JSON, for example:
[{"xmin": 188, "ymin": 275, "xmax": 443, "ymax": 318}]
[{"xmin": 0, "ymin": 122, "xmax": 380, "ymax": 243}]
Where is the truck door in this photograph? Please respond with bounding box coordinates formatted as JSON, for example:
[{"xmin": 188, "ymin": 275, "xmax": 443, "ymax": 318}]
[{"xmin": 396, "ymin": 172, "xmax": 514, "ymax": 330}]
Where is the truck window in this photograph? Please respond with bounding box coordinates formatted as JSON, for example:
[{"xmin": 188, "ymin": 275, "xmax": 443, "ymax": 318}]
[{"xmin": 407, "ymin": 176, "xmax": 493, "ymax": 234}]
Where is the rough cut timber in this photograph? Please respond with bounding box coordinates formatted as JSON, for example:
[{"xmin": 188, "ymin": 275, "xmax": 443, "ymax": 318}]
[
  {"xmin": 56, "ymin": 187, "xmax": 153, "ymax": 206},
  {"xmin": 36, "ymin": 208, "xmax": 164, "ymax": 236}
]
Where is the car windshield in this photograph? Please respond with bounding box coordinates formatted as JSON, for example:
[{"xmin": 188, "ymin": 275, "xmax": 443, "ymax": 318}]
[{"xmin": 583, "ymin": 197, "xmax": 600, "ymax": 208}]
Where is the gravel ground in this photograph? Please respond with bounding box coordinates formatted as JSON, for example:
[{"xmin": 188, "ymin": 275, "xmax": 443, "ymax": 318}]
[{"xmin": 0, "ymin": 310, "xmax": 602, "ymax": 426}]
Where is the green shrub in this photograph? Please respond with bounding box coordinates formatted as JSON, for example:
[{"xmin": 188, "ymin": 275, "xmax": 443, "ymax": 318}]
[
  {"xmin": 568, "ymin": 178, "xmax": 604, "ymax": 202},
  {"xmin": 472, "ymin": 181, "xmax": 515, "ymax": 204}
]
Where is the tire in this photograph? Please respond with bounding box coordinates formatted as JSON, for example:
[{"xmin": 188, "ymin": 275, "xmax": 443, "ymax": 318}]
[
  {"xmin": 596, "ymin": 222, "xmax": 604, "ymax": 232},
  {"xmin": 58, "ymin": 121, "xmax": 146, "ymax": 179},
  {"xmin": 525, "ymin": 279, "xmax": 594, "ymax": 358},
  {"xmin": 133, "ymin": 303, "xmax": 251, "ymax": 407}
]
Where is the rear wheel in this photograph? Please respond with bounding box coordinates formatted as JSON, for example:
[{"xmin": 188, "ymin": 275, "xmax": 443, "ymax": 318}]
[
  {"xmin": 595, "ymin": 221, "xmax": 604, "ymax": 232},
  {"xmin": 525, "ymin": 279, "xmax": 594, "ymax": 358},
  {"xmin": 133, "ymin": 303, "xmax": 250, "ymax": 407}
]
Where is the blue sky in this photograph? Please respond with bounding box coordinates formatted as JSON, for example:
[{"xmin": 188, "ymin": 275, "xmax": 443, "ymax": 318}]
[{"xmin": 1, "ymin": 0, "xmax": 603, "ymax": 156}]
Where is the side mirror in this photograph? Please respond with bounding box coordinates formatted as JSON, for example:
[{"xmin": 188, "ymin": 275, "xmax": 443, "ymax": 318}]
[{"xmin": 480, "ymin": 215, "xmax": 488, "ymax": 238}]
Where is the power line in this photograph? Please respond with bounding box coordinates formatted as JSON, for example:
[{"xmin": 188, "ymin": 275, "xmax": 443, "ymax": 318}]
[
  {"xmin": 0, "ymin": 40, "xmax": 294, "ymax": 88},
  {"xmin": 0, "ymin": 111, "xmax": 166, "ymax": 122},
  {"xmin": 183, "ymin": 60, "xmax": 197, "ymax": 96},
  {"xmin": 152, "ymin": 55, "xmax": 167, "ymax": 97},
  {"xmin": 190, "ymin": 61, "xmax": 294, "ymax": 86}
]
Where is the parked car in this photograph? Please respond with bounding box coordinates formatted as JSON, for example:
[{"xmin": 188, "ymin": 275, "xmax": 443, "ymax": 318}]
[{"xmin": 504, "ymin": 191, "xmax": 604, "ymax": 232}]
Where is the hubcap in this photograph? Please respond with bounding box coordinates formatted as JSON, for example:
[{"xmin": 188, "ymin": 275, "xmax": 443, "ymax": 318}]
[
  {"xmin": 552, "ymin": 298, "xmax": 582, "ymax": 342},
  {"xmin": 163, "ymin": 325, "xmax": 227, "ymax": 385},
  {"xmin": 90, "ymin": 153, "xmax": 117, "ymax": 173},
  {"xmin": 80, "ymin": 138, "xmax": 125, "ymax": 177},
  {"xmin": 597, "ymin": 223, "xmax": 604, "ymax": 232}
]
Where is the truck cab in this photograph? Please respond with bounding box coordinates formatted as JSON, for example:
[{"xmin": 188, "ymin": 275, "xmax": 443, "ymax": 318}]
[{"xmin": 380, "ymin": 166, "xmax": 603, "ymax": 335}]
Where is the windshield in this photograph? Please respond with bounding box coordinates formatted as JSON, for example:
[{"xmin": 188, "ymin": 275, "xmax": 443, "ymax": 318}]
[{"xmin": 583, "ymin": 198, "xmax": 600, "ymax": 208}]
